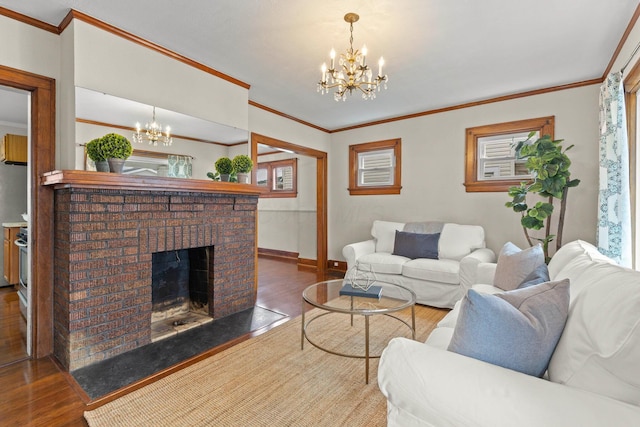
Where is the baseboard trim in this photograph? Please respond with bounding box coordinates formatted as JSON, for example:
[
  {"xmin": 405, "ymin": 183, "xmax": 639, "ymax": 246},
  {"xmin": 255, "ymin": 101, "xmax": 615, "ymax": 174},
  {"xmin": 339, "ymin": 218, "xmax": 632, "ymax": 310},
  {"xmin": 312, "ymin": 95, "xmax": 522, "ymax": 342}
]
[
  {"xmin": 297, "ymin": 258, "xmax": 317, "ymax": 271},
  {"xmin": 257, "ymin": 248, "xmax": 298, "ymax": 264}
]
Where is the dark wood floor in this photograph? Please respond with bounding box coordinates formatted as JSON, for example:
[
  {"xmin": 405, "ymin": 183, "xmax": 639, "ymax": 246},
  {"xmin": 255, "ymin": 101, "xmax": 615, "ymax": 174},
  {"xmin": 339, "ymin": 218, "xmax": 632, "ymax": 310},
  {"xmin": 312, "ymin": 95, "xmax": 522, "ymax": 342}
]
[
  {"xmin": 0, "ymin": 286, "xmax": 27, "ymax": 366},
  {"xmin": 0, "ymin": 258, "xmax": 447, "ymax": 426}
]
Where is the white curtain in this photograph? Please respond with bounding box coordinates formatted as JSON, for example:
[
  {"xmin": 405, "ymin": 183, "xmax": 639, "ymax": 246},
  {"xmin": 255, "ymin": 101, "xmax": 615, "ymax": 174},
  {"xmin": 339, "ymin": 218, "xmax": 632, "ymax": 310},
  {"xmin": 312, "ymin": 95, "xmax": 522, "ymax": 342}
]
[{"xmin": 598, "ymin": 72, "xmax": 632, "ymax": 267}]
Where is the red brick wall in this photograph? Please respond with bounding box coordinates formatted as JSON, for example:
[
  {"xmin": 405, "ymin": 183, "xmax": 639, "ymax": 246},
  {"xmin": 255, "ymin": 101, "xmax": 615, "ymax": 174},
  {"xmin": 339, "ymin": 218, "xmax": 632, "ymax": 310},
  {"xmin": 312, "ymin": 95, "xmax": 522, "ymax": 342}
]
[{"xmin": 53, "ymin": 188, "xmax": 257, "ymax": 371}]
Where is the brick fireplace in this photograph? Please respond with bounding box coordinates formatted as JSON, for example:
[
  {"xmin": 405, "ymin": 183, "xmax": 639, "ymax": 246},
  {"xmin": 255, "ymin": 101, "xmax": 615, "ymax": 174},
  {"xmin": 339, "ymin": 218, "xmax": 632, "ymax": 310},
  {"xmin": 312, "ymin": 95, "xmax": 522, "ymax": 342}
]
[{"xmin": 45, "ymin": 171, "xmax": 261, "ymax": 371}]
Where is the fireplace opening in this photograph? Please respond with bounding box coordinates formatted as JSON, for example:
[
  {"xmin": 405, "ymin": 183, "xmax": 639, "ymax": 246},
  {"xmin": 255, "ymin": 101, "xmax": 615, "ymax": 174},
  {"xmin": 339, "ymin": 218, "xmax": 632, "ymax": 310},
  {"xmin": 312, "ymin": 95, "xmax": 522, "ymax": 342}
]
[{"xmin": 151, "ymin": 247, "xmax": 213, "ymax": 342}]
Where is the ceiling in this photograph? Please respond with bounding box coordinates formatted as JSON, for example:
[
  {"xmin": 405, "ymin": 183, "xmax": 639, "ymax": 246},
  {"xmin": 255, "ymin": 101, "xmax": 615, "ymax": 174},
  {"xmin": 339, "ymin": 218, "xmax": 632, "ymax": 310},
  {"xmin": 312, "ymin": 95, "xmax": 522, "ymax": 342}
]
[{"xmin": 0, "ymin": 0, "xmax": 638, "ymax": 133}]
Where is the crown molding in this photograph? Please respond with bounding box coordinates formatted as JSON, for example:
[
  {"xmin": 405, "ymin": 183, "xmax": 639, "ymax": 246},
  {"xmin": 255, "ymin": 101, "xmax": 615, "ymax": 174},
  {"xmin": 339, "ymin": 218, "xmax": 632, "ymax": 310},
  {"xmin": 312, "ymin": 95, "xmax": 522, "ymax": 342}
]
[{"xmin": 0, "ymin": 6, "xmax": 59, "ymax": 33}]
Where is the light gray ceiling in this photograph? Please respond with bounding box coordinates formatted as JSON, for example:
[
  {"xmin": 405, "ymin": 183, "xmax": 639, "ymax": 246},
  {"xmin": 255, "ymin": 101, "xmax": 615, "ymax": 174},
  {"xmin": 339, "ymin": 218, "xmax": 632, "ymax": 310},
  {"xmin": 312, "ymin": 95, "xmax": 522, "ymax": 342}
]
[{"xmin": 0, "ymin": 0, "xmax": 638, "ymax": 132}]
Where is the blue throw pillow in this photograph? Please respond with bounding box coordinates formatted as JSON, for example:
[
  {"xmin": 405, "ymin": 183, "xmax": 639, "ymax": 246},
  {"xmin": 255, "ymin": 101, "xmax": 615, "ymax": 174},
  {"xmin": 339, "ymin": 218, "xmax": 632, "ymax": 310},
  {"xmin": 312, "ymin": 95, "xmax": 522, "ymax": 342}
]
[
  {"xmin": 518, "ymin": 263, "xmax": 550, "ymax": 289},
  {"xmin": 392, "ymin": 231, "xmax": 439, "ymax": 259},
  {"xmin": 447, "ymin": 279, "xmax": 570, "ymax": 377}
]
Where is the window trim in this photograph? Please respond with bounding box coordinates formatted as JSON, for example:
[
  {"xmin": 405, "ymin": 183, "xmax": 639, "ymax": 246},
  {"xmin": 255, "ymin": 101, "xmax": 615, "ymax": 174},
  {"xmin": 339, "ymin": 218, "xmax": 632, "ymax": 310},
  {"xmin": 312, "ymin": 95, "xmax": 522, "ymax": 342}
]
[
  {"xmin": 256, "ymin": 158, "xmax": 297, "ymax": 198},
  {"xmin": 348, "ymin": 138, "xmax": 402, "ymax": 195},
  {"xmin": 464, "ymin": 116, "xmax": 555, "ymax": 192}
]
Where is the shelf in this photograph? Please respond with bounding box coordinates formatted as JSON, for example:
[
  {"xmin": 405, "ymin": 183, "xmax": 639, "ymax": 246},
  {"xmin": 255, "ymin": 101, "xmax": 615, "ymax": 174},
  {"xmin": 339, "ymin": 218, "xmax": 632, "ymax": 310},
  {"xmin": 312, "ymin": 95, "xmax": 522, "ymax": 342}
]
[{"xmin": 41, "ymin": 170, "xmax": 264, "ymax": 196}]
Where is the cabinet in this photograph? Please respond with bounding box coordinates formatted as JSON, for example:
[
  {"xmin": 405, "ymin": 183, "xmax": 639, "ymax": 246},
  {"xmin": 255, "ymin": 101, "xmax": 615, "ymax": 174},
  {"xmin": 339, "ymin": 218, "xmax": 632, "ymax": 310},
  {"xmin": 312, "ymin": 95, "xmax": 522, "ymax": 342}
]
[
  {"xmin": 1, "ymin": 134, "xmax": 27, "ymax": 165},
  {"xmin": 3, "ymin": 227, "xmax": 20, "ymax": 285}
]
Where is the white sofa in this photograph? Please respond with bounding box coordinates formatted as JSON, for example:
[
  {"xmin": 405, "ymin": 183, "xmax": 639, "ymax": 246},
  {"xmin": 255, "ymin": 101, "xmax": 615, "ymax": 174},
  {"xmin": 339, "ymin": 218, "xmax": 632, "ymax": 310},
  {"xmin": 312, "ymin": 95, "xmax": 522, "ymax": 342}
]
[
  {"xmin": 378, "ymin": 240, "xmax": 640, "ymax": 426},
  {"xmin": 342, "ymin": 220, "xmax": 495, "ymax": 308}
]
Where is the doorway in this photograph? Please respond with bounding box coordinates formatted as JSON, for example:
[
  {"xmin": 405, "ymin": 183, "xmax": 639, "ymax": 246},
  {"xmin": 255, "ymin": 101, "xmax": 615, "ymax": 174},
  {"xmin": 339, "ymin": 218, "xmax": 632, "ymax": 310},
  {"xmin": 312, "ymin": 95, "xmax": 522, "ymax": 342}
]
[
  {"xmin": 0, "ymin": 85, "xmax": 29, "ymax": 365},
  {"xmin": 250, "ymin": 133, "xmax": 328, "ymax": 272},
  {"xmin": 0, "ymin": 64, "xmax": 56, "ymax": 359}
]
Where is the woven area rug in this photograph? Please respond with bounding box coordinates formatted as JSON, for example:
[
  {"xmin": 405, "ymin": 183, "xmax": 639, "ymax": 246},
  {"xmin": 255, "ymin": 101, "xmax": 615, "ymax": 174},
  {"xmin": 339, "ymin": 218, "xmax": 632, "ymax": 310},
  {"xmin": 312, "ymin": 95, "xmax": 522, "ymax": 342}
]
[{"xmin": 84, "ymin": 307, "xmax": 434, "ymax": 427}]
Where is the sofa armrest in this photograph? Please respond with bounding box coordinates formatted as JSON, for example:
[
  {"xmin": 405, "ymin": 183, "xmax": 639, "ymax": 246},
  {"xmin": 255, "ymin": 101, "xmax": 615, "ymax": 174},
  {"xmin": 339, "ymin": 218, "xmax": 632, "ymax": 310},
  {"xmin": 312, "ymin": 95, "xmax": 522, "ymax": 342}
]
[
  {"xmin": 476, "ymin": 262, "xmax": 497, "ymax": 285},
  {"xmin": 458, "ymin": 248, "xmax": 496, "ymax": 291},
  {"xmin": 379, "ymin": 338, "xmax": 640, "ymax": 427},
  {"xmin": 342, "ymin": 239, "xmax": 376, "ymax": 271}
]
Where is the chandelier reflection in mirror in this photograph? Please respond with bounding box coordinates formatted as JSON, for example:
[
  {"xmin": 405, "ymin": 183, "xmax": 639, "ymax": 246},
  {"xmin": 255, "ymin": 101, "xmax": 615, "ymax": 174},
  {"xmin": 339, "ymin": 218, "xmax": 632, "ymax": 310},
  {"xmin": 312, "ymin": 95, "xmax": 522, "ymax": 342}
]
[
  {"xmin": 318, "ymin": 13, "xmax": 388, "ymax": 101},
  {"xmin": 133, "ymin": 106, "xmax": 173, "ymax": 146}
]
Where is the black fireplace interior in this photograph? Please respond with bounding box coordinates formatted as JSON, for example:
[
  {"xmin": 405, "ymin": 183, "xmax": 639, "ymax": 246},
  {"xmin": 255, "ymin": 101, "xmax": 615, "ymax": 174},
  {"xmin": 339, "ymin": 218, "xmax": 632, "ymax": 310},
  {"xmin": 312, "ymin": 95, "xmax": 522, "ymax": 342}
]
[{"xmin": 152, "ymin": 247, "xmax": 210, "ymax": 314}]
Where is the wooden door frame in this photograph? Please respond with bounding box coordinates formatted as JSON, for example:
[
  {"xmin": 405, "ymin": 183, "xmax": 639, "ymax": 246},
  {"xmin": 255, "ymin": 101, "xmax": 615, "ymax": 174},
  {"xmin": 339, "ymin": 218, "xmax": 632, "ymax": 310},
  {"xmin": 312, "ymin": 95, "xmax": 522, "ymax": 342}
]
[
  {"xmin": 250, "ymin": 133, "xmax": 328, "ymax": 272},
  {"xmin": 0, "ymin": 64, "xmax": 55, "ymax": 358}
]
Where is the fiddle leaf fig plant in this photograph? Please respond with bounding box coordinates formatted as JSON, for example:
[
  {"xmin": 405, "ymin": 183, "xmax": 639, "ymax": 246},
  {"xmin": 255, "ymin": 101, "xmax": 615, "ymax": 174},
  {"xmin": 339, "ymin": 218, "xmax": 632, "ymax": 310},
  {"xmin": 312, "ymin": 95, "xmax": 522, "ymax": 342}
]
[{"xmin": 505, "ymin": 132, "xmax": 580, "ymax": 260}]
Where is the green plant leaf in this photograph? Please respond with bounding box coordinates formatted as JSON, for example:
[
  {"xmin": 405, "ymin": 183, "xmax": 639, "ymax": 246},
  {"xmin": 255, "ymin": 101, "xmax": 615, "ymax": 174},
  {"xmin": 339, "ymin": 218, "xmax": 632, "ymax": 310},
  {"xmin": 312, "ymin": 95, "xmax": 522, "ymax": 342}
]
[{"xmin": 522, "ymin": 215, "xmax": 543, "ymax": 230}]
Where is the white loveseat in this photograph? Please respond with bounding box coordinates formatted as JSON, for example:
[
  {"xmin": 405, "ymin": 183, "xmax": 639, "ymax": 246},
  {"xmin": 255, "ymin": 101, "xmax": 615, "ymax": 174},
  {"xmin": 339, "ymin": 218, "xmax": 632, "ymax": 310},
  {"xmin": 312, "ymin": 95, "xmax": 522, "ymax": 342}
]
[
  {"xmin": 378, "ymin": 240, "xmax": 640, "ymax": 426},
  {"xmin": 342, "ymin": 220, "xmax": 495, "ymax": 308}
]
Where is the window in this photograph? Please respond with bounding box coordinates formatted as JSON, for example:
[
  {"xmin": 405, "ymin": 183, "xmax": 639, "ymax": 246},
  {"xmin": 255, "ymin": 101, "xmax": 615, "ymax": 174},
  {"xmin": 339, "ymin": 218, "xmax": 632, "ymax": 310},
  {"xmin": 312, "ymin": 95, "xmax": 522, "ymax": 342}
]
[
  {"xmin": 349, "ymin": 138, "xmax": 401, "ymax": 195},
  {"xmin": 256, "ymin": 158, "xmax": 297, "ymax": 198},
  {"xmin": 464, "ymin": 116, "xmax": 554, "ymax": 192}
]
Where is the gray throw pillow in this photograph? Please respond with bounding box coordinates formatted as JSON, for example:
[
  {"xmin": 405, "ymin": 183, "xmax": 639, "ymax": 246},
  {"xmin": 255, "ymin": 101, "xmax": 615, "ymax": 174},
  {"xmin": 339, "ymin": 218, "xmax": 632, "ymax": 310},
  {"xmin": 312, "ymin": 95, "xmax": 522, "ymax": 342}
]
[
  {"xmin": 493, "ymin": 242, "xmax": 545, "ymax": 291},
  {"xmin": 448, "ymin": 279, "xmax": 570, "ymax": 377},
  {"xmin": 392, "ymin": 230, "xmax": 439, "ymax": 259}
]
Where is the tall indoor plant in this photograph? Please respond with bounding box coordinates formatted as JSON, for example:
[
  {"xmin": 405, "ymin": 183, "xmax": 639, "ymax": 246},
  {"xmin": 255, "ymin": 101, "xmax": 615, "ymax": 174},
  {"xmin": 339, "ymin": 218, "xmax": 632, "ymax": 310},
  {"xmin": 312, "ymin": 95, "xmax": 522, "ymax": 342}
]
[
  {"xmin": 100, "ymin": 133, "xmax": 133, "ymax": 173},
  {"xmin": 505, "ymin": 132, "xmax": 580, "ymax": 261}
]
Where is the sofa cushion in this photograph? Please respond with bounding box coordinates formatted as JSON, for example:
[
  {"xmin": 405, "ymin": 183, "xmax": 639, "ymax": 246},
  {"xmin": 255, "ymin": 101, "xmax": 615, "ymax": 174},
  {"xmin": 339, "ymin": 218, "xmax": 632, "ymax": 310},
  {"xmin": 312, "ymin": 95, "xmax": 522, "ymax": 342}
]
[
  {"xmin": 548, "ymin": 260, "xmax": 640, "ymax": 405},
  {"xmin": 518, "ymin": 263, "xmax": 550, "ymax": 289},
  {"xmin": 356, "ymin": 252, "xmax": 408, "ymax": 275},
  {"xmin": 392, "ymin": 231, "xmax": 440, "ymax": 260},
  {"xmin": 371, "ymin": 220, "xmax": 405, "ymax": 253},
  {"xmin": 448, "ymin": 279, "xmax": 570, "ymax": 377},
  {"xmin": 493, "ymin": 242, "xmax": 545, "ymax": 291},
  {"xmin": 438, "ymin": 223, "xmax": 486, "ymax": 261},
  {"xmin": 547, "ymin": 239, "xmax": 610, "ymax": 279},
  {"xmin": 402, "ymin": 258, "xmax": 459, "ymax": 284}
]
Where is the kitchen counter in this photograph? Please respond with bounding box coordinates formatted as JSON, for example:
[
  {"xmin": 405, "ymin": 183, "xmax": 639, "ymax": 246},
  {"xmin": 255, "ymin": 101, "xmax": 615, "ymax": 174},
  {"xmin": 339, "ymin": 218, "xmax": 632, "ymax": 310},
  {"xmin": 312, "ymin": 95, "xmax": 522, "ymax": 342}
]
[{"xmin": 2, "ymin": 222, "xmax": 27, "ymax": 228}]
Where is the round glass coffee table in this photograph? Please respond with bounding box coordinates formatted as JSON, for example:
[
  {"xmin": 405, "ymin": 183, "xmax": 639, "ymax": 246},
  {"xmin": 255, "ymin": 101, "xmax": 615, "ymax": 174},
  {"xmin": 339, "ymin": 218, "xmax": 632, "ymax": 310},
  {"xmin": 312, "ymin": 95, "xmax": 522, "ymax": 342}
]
[{"xmin": 301, "ymin": 279, "xmax": 416, "ymax": 384}]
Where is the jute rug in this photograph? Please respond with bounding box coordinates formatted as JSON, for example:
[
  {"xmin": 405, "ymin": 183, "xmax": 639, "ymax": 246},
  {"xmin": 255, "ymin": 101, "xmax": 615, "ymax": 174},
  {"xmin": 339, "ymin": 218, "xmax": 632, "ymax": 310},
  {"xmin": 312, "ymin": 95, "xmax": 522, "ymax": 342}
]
[{"xmin": 84, "ymin": 307, "xmax": 434, "ymax": 427}]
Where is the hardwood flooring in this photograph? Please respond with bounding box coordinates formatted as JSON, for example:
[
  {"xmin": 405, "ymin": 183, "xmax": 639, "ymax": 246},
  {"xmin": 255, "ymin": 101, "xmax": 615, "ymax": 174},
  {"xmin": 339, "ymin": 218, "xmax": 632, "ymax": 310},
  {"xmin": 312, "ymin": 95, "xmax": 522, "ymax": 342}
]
[
  {"xmin": 0, "ymin": 286, "xmax": 27, "ymax": 367},
  {"xmin": 0, "ymin": 258, "xmax": 448, "ymax": 426}
]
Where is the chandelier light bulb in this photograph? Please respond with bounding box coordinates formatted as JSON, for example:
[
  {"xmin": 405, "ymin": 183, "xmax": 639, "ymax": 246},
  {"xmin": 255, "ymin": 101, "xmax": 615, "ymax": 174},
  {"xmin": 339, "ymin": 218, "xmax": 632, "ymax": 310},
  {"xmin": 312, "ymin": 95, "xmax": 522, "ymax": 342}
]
[
  {"xmin": 317, "ymin": 13, "xmax": 388, "ymax": 101},
  {"xmin": 133, "ymin": 106, "xmax": 173, "ymax": 146}
]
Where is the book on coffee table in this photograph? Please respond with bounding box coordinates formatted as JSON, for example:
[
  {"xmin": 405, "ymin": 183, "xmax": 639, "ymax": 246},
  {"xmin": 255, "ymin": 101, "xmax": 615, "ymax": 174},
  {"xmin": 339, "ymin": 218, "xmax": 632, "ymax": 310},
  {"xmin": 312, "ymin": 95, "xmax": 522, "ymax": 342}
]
[{"xmin": 339, "ymin": 283, "xmax": 383, "ymax": 299}]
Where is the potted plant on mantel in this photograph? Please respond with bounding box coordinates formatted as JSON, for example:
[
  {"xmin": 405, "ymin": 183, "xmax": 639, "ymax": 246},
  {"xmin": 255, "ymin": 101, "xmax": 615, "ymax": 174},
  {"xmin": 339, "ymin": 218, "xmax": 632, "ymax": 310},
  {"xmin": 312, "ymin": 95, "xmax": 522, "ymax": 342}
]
[
  {"xmin": 215, "ymin": 156, "xmax": 233, "ymax": 182},
  {"xmin": 232, "ymin": 154, "xmax": 253, "ymax": 184},
  {"xmin": 505, "ymin": 132, "xmax": 580, "ymax": 262},
  {"xmin": 86, "ymin": 137, "xmax": 109, "ymax": 172},
  {"xmin": 100, "ymin": 133, "xmax": 133, "ymax": 174}
]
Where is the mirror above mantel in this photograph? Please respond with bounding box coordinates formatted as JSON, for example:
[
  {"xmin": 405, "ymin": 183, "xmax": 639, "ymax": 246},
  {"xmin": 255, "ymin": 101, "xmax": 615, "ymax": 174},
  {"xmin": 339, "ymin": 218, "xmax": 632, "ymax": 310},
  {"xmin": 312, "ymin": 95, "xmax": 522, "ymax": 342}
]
[{"xmin": 75, "ymin": 87, "xmax": 249, "ymax": 180}]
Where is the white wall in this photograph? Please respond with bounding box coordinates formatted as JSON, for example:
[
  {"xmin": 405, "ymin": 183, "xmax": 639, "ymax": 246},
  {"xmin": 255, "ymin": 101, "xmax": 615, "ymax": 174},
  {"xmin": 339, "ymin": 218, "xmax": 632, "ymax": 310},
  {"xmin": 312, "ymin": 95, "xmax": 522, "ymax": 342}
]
[
  {"xmin": 0, "ymin": 15, "xmax": 61, "ymax": 168},
  {"xmin": 328, "ymin": 85, "xmax": 601, "ymax": 259}
]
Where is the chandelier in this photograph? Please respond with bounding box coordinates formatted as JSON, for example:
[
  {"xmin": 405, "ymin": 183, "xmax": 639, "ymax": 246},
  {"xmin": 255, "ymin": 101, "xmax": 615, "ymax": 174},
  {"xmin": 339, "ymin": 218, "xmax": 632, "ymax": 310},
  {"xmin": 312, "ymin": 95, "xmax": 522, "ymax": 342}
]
[
  {"xmin": 133, "ymin": 106, "xmax": 173, "ymax": 146},
  {"xmin": 318, "ymin": 13, "xmax": 388, "ymax": 101}
]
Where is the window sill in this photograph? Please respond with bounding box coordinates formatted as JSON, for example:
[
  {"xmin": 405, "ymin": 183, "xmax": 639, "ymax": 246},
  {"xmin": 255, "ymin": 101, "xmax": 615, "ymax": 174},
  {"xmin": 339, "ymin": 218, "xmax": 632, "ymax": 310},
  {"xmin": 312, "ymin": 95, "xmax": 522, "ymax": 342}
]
[{"xmin": 348, "ymin": 185, "xmax": 402, "ymax": 196}]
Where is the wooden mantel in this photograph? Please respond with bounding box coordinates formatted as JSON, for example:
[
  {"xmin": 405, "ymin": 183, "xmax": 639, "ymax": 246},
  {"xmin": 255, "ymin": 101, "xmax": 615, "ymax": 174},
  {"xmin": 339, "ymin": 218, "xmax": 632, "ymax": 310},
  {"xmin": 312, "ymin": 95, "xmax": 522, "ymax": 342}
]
[{"xmin": 42, "ymin": 170, "xmax": 264, "ymax": 195}]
